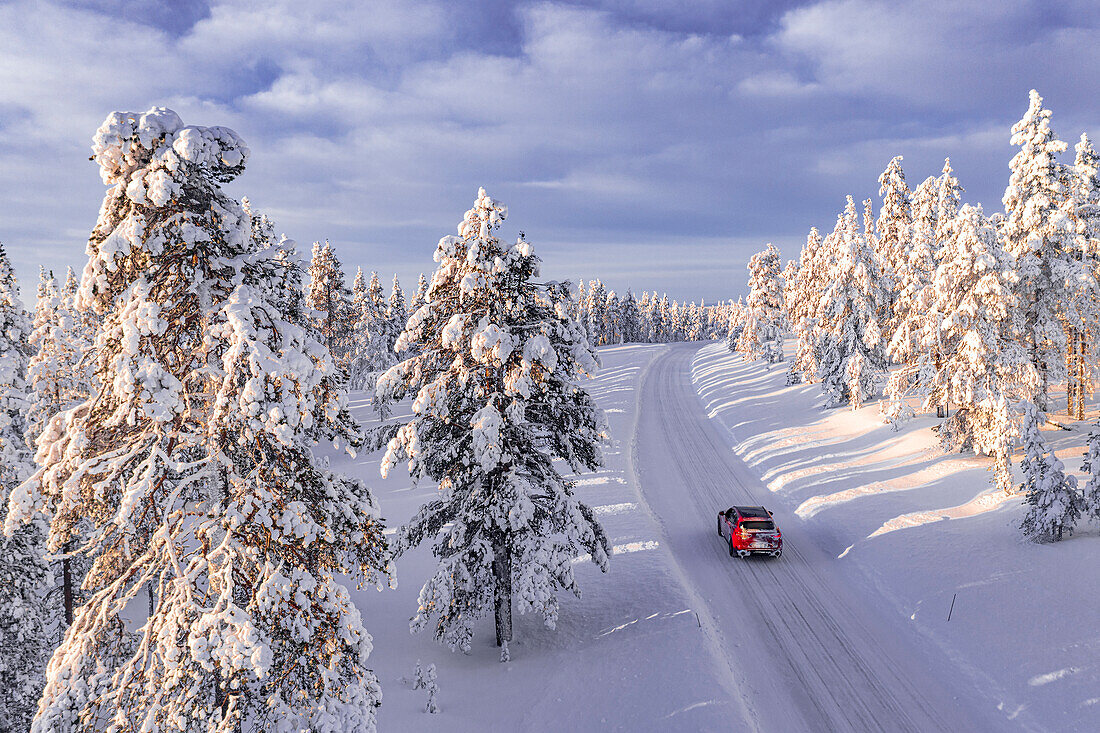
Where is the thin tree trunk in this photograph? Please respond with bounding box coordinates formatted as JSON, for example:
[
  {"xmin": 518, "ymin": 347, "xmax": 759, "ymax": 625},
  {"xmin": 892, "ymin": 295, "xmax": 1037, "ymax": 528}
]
[
  {"xmin": 1076, "ymin": 330, "xmax": 1087, "ymax": 420},
  {"xmin": 1068, "ymin": 329, "xmax": 1076, "ymax": 418},
  {"xmin": 492, "ymin": 539, "xmax": 513, "ymax": 647},
  {"xmin": 62, "ymin": 554, "xmax": 74, "ymax": 628}
]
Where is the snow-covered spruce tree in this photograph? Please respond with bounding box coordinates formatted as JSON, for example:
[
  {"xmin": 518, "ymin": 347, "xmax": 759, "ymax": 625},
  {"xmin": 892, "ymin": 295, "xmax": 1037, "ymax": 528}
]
[
  {"xmin": 389, "ymin": 274, "xmax": 408, "ymax": 340},
  {"xmin": 1002, "ymin": 90, "xmax": 1093, "ymax": 412},
  {"xmin": 5, "ymin": 108, "xmax": 387, "ymax": 732},
  {"xmin": 619, "ymin": 290, "xmax": 641, "ymax": 344},
  {"xmin": 0, "ymin": 245, "xmax": 54, "ymax": 732},
  {"xmin": 26, "ymin": 267, "xmax": 92, "ymax": 630},
  {"xmin": 1019, "ymin": 403, "xmax": 1084, "ymax": 542},
  {"xmin": 585, "ymin": 279, "xmax": 608, "ymax": 345},
  {"xmin": 378, "ymin": 188, "xmax": 610, "ymax": 651},
  {"xmin": 876, "ymin": 156, "xmax": 912, "ymax": 346},
  {"xmin": 604, "ymin": 290, "xmax": 622, "ymax": 344},
  {"xmin": 27, "ymin": 268, "xmax": 88, "ymax": 442},
  {"xmin": 788, "ymin": 227, "xmax": 825, "ymax": 383},
  {"xmin": 737, "ymin": 243, "xmax": 785, "ymax": 362},
  {"xmin": 1069, "ymin": 133, "xmax": 1100, "ymax": 418},
  {"xmin": 411, "ymin": 272, "xmax": 429, "ymax": 313},
  {"xmin": 243, "ymin": 198, "xmax": 309, "ymax": 331},
  {"xmin": 725, "ymin": 297, "xmax": 745, "ymax": 352},
  {"xmin": 816, "ymin": 197, "xmax": 889, "ymax": 408},
  {"xmin": 924, "ymin": 205, "xmax": 1036, "ymax": 463},
  {"xmin": 1082, "ymin": 425, "xmax": 1100, "ymax": 523},
  {"xmin": 306, "ymin": 240, "xmax": 355, "ymax": 368}
]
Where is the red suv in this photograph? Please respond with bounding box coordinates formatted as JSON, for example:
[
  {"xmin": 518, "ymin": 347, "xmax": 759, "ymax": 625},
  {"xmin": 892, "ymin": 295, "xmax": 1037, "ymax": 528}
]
[{"xmin": 718, "ymin": 506, "xmax": 782, "ymax": 558}]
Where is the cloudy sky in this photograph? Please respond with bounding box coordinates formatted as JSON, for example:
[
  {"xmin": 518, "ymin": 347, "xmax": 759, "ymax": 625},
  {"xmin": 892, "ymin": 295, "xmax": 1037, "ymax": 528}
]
[{"xmin": 1, "ymin": 0, "xmax": 1097, "ymax": 302}]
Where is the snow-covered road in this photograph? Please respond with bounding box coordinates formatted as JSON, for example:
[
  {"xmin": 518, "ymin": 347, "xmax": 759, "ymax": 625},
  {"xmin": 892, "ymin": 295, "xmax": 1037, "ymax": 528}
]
[{"xmin": 632, "ymin": 343, "xmax": 997, "ymax": 732}]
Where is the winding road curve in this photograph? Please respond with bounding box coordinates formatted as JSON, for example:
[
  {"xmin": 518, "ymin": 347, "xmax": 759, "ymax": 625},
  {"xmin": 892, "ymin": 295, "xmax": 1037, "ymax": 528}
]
[{"xmin": 632, "ymin": 344, "xmax": 995, "ymax": 732}]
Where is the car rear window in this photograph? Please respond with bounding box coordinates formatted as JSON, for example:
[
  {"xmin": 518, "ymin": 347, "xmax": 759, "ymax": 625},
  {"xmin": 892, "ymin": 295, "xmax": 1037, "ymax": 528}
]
[{"xmin": 741, "ymin": 520, "xmax": 775, "ymax": 531}]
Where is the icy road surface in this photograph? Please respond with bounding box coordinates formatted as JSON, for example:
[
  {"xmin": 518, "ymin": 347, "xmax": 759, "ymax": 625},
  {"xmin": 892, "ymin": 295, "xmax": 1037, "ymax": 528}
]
[{"xmin": 633, "ymin": 344, "xmax": 997, "ymax": 732}]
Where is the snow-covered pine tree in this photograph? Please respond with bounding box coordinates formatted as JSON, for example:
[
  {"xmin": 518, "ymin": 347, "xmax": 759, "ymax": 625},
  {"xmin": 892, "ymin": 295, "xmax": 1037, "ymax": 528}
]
[
  {"xmin": 789, "ymin": 227, "xmax": 824, "ymax": 383},
  {"xmin": 924, "ymin": 205, "xmax": 1036, "ymax": 463},
  {"xmin": 725, "ymin": 297, "xmax": 745, "ymax": 352},
  {"xmin": 934, "ymin": 159, "xmax": 964, "ymax": 253},
  {"xmin": 378, "ymin": 188, "xmax": 610, "ymax": 652},
  {"xmin": 619, "ymin": 290, "xmax": 641, "ymax": 344},
  {"xmin": 5, "ymin": 107, "xmax": 387, "ymax": 732},
  {"xmin": 26, "ymin": 267, "xmax": 92, "ymax": 630},
  {"xmin": 1019, "ymin": 403, "xmax": 1084, "ymax": 542},
  {"xmin": 1002, "ymin": 90, "xmax": 1093, "ymax": 412},
  {"xmin": 876, "ymin": 156, "xmax": 912, "ymax": 347},
  {"xmin": 816, "ymin": 197, "xmax": 889, "ymax": 408},
  {"xmin": 737, "ymin": 243, "xmax": 785, "ymax": 362},
  {"xmin": 1069, "ymin": 133, "xmax": 1100, "ymax": 418},
  {"xmin": 656, "ymin": 294, "xmax": 670, "ymax": 343},
  {"xmin": 884, "ymin": 175, "xmax": 941, "ymax": 423},
  {"xmin": 586, "ymin": 279, "xmax": 608, "ymax": 345},
  {"xmin": 26, "ymin": 268, "xmax": 86, "ymax": 441},
  {"xmin": 306, "ymin": 240, "xmax": 355, "ymax": 368},
  {"xmin": 389, "ymin": 274, "xmax": 408, "ymax": 338},
  {"xmin": 0, "ymin": 244, "xmax": 54, "ymax": 732},
  {"xmin": 1082, "ymin": 425, "xmax": 1100, "ymax": 523},
  {"xmin": 243, "ymin": 198, "xmax": 309, "ymax": 330},
  {"xmin": 604, "ymin": 289, "xmax": 621, "ymax": 344},
  {"xmin": 638, "ymin": 291, "xmax": 652, "ymax": 343},
  {"xmin": 575, "ymin": 277, "xmax": 587, "ymax": 324},
  {"xmin": 411, "ymin": 272, "xmax": 429, "ymax": 312}
]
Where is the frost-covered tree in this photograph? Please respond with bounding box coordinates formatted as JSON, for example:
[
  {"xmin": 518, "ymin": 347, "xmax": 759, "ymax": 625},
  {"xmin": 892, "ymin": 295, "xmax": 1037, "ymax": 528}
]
[
  {"xmin": 1019, "ymin": 403, "xmax": 1084, "ymax": 542},
  {"xmin": 378, "ymin": 188, "xmax": 610, "ymax": 652},
  {"xmin": 816, "ymin": 198, "xmax": 889, "ymax": 408},
  {"xmin": 306, "ymin": 240, "xmax": 354, "ymax": 367},
  {"xmin": 924, "ymin": 205, "xmax": 1035, "ymax": 462},
  {"xmin": 737, "ymin": 243, "xmax": 785, "ymax": 362},
  {"xmin": 1001, "ymin": 90, "xmax": 1091, "ymax": 411},
  {"xmin": 0, "ymin": 245, "xmax": 53, "ymax": 732},
  {"xmin": 5, "ymin": 107, "xmax": 387, "ymax": 732}
]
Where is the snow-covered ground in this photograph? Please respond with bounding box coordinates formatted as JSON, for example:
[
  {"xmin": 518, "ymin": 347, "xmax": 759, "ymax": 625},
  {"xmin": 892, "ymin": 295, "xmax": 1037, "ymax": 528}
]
[
  {"xmin": 326, "ymin": 339, "xmax": 1097, "ymax": 731},
  {"xmin": 329, "ymin": 343, "xmax": 737, "ymax": 731},
  {"xmin": 693, "ymin": 340, "xmax": 1100, "ymax": 732}
]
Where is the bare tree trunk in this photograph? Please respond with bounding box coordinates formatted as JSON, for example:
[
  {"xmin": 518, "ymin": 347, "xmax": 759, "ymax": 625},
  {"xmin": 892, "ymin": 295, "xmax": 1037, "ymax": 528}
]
[
  {"xmin": 1076, "ymin": 330, "xmax": 1087, "ymax": 420},
  {"xmin": 934, "ymin": 351, "xmax": 945, "ymax": 418},
  {"xmin": 1065, "ymin": 330, "xmax": 1076, "ymax": 419},
  {"xmin": 492, "ymin": 539, "xmax": 513, "ymax": 647},
  {"xmin": 62, "ymin": 554, "xmax": 74, "ymax": 628}
]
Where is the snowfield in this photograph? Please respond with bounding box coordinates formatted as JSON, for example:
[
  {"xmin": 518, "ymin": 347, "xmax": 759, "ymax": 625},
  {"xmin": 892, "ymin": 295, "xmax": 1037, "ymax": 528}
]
[
  {"xmin": 332, "ymin": 343, "xmax": 736, "ymax": 731},
  {"xmin": 693, "ymin": 340, "xmax": 1100, "ymax": 733},
  {"xmin": 331, "ymin": 339, "xmax": 1097, "ymax": 731}
]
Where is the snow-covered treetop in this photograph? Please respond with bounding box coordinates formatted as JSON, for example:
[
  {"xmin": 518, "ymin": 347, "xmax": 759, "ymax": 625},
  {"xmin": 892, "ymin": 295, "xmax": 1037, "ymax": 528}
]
[{"xmin": 92, "ymin": 106, "xmax": 248, "ymax": 189}]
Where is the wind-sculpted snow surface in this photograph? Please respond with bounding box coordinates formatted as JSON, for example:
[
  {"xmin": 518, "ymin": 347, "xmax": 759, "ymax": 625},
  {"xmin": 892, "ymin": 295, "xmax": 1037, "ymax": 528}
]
[{"xmin": 693, "ymin": 340, "xmax": 1100, "ymax": 731}]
